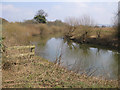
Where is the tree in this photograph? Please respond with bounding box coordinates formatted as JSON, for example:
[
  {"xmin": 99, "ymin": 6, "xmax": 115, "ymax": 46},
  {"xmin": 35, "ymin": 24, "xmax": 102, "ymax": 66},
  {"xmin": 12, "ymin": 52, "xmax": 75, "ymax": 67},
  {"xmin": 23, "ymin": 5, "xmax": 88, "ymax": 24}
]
[
  {"xmin": 78, "ymin": 15, "xmax": 95, "ymax": 26},
  {"xmin": 64, "ymin": 15, "xmax": 95, "ymax": 41},
  {"xmin": 64, "ymin": 17, "xmax": 79, "ymax": 37},
  {"xmin": 34, "ymin": 9, "xmax": 48, "ymax": 23},
  {"xmin": 112, "ymin": 9, "xmax": 119, "ymax": 39}
]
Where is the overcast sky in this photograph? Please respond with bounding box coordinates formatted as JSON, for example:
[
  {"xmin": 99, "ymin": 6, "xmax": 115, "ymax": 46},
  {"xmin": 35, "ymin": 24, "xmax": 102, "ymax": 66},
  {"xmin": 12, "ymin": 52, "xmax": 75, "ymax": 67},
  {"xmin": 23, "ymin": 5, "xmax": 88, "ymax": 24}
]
[{"xmin": 0, "ymin": 1, "xmax": 118, "ymax": 25}]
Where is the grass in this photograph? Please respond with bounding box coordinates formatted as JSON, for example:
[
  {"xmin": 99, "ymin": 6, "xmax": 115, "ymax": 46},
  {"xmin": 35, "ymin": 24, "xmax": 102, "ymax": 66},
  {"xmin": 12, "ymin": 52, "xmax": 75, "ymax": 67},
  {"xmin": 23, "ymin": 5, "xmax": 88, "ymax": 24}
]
[
  {"xmin": 2, "ymin": 22, "xmax": 65, "ymax": 47},
  {"xmin": 2, "ymin": 22, "xmax": 117, "ymax": 48},
  {"xmin": 2, "ymin": 21, "xmax": 118, "ymax": 88},
  {"xmin": 2, "ymin": 56, "xmax": 118, "ymax": 88},
  {"xmin": 67, "ymin": 25, "xmax": 116, "ymax": 39},
  {"xmin": 64, "ymin": 25, "xmax": 118, "ymax": 50}
]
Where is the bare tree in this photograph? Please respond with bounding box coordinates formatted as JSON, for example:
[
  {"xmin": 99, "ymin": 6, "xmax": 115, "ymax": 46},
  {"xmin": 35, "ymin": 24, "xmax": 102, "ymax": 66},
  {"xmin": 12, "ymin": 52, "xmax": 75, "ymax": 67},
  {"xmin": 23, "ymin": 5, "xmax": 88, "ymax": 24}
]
[
  {"xmin": 112, "ymin": 7, "xmax": 119, "ymax": 38},
  {"xmin": 64, "ymin": 15, "xmax": 95, "ymax": 42},
  {"xmin": 78, "ymin": 15, "xmax": 95, "ymax": 42},
  {"xmin": 36, "ymin": 9, "xmax": 48, "ymax": 17},
  {"xmin": 118, "ymin": 7, "xmax": 120, "ymax": 39},
  {"xmin": 113, "ymin": 12, "xmax": 118, "ymax": 30},
  {"xmin": 64, "ymin": 17, "xmax": 79, "ymax": 37},
  {"xmin": 65, "ymin": 17, "xmax": 79, "ymax": 26},
  {"xmin": 96, "ymin": 29, "xmax": 101, "ymax": 39},
  {"xmin": 78, "ymin": 15, "xmax": 95, "ymax": 26}
]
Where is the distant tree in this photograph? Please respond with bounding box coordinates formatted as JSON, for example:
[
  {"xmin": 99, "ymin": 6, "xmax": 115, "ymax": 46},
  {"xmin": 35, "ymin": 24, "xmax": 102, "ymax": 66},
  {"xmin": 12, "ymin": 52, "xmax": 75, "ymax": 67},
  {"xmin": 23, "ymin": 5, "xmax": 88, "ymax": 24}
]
[{"xmin": 34, "ymin": 9, "xmax": 48, "ymax": 23}]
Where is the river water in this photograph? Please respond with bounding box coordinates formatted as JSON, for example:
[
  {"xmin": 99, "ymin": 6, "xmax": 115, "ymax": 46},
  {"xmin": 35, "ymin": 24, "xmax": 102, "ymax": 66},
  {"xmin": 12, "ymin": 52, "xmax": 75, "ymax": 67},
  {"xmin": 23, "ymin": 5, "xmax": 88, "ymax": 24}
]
[{"xmin": 32, "ymin": 37, "xmax": 118, "ymax": 80}]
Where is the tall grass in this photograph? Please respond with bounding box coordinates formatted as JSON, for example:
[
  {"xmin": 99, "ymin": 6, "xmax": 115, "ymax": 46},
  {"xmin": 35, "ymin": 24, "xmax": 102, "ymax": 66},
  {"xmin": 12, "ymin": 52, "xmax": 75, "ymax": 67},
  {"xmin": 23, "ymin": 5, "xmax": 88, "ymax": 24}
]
[
  {"xmin": 3, "ymin": 23, "xmax": 33, "ymax": 46},
  {"xmin": 2, "ymin": 22, "xmax": 66, "ymax": 46},
  {"xmin": 64, "ymin": 25, "xmax": 117, "ymax": 40},
  {"xmin": 2, "ymin": 20, "xmax": 117, "ymax": 47}
]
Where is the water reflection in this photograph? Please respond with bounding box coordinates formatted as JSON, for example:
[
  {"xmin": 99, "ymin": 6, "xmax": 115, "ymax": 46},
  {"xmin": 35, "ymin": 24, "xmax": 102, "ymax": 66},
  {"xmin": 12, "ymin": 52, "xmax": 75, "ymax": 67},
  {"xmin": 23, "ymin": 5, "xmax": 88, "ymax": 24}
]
[{"xmin": 33, "ymin": 37, "xmax": 118, "ymax": 80}]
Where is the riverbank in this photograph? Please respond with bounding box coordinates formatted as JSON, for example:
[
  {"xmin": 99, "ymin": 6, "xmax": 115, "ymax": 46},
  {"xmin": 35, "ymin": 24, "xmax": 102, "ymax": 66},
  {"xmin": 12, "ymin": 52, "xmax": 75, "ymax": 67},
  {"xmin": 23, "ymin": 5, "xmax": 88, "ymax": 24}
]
[
  {"xmin": 63, "ymin": 25, "xmax": 118, "ymax": 51},
  {"xmin": 2, "ymin": 21, "xmax": 119, "ymax": 88},
  {"xmin": 2, "ymin": 55, "xmax": 118, "ymax": 88},
  {"xmin": 2, "ymin": 20, "xmax": 118, "ymax": 51},
  {"xmin": 2, "ymin": 39, "xmax": 118, "ymax": 88},
  {"xmin": 64, "ymin": 36, "xmax": 118, "ymax": 51}
]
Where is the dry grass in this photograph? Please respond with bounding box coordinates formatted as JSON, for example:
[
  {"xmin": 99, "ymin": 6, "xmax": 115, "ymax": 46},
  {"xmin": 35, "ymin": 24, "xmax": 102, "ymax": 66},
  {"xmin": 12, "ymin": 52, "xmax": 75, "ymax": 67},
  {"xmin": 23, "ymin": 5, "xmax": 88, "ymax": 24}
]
[
  {"xmin": 2, "ymin": 22, "xmax": 118, "ymax": 88},
  {"xmin": 2, "ymin": 56, "xmax": 118, "ymax": 88},
  {"xmin": 2, "ymin": 22, "xmax": 65, "ymax": 47},
  {"xmin": 2, "ymin": 23, "xmax": 34, "ymax": 46},
  {"xmin": 67, "ymin": 26, "xmax": 117, "ymax": 39}
]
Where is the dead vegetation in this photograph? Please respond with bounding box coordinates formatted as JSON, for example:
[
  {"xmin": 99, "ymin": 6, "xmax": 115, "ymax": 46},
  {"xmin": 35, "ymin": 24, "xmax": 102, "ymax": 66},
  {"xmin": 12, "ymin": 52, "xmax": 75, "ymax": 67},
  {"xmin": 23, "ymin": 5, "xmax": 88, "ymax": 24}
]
[
  {"xmin": 1, "ymin": 18, "xmax": 119, "ymax": 88},
  {"xmin": 2, "ymin": 22, "xmax": 65, "ymax": 47},
  {"xmin": 64, "ymin": 16, "xmax": 118, "ymax": 49},
  {"xmin": 2, "ymin": 55, "xmax": 118, "ymax": 88}
]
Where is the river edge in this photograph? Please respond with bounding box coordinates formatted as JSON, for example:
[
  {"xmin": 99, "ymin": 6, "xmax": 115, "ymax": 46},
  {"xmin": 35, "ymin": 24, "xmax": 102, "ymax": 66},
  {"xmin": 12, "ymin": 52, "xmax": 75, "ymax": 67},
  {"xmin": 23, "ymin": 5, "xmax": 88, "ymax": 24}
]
[
  {"xmin": 2, "ymin": 35, "xmax": 119, "ymax": 88},
  {"xmin": 2, "ymin": 54, "xmax": 118, "ymax": 88},
  {"xmin": 2, "ymin": 19, "xmax": 119, "ymax": 88},
  {"xmin": 64, "ymin": 36, "xmax": 119, "ymax": 51}
]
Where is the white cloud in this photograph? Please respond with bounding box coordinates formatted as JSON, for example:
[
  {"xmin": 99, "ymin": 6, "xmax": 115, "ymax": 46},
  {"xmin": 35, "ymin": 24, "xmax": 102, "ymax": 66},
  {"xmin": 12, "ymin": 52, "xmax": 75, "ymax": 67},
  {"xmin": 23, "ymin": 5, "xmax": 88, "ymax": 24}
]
[
  {"xmin": 72, "ymin": 2, "xmax": 117, "ymax": 25},
  {"xmin": 2, "ymin": 4, "xmax": 20, "ymax": 12},
  {"xmin": 46, "ymin": 2, "xmax": 117, "ymax": 25},
  {"xmin": 2, "ymin": 4, "xmax": 35, "ymax": 22},
  {"xmin": 1, "ymin": 2, "xmax": 117, "ymax": 25},
  {"xmin": 75, "ymin": 2, "xmax": 88, "ymax": 8}
]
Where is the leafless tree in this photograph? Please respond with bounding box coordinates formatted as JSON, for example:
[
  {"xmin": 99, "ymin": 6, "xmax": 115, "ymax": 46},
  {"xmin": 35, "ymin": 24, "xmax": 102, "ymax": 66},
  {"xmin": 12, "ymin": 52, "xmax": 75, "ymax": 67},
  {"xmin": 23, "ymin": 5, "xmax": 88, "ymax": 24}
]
[
  {"xmin": 78, "ymin": 15, "xmax": 95, "ymax": 26},
  {"xmin": 78, "ymin": 15, "xmax": 95, "ymax": 41},
  {"xmin": 36, "ymin": 9, "xmax": 48, "ymax": 17},
  {"xmin": 64, "ymin": 15, "xmax": 95, "ymax": 41},
  {"xmin": 64, "ymin": 17, "xmax": 78, "ymax": 37},
  {"xmin": 112, "ymin": 6, "xmax": 119, "ymax": 38},
  {"xmin": 96, "ymin": 29, "xmax": 101, "ymax": 39}
]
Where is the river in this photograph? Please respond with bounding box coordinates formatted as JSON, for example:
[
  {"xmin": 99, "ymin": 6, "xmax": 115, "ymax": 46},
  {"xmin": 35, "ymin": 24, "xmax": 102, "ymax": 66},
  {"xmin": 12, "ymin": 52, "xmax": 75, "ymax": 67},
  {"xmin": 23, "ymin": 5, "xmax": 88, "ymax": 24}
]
[{"xmin": 32, "ymin": 37, "xmax": 119, "ymax": 80}]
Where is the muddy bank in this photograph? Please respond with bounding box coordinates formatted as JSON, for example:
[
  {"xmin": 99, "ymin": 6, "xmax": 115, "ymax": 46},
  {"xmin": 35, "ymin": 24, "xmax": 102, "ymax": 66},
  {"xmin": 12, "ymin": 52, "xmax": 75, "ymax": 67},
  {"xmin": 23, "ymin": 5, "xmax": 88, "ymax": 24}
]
[{"xmin": 64, "ymin": 36, "xmax": 118, "ymax": 51}]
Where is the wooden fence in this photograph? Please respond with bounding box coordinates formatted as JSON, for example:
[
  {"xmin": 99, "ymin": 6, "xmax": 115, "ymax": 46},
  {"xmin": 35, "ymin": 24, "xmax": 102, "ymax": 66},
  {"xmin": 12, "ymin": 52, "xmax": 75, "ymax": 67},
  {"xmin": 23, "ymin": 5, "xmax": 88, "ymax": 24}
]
[{"xmin": 5, "ymin": 45, "xmax": 35, "ymax": 58}]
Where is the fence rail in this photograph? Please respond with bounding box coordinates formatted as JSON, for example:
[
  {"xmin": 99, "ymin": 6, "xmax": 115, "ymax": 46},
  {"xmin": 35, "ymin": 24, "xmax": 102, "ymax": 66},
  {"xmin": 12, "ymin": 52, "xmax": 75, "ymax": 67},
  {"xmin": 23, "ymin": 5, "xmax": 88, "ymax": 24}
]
[
  {"xmin": 7, "ymin": 45, "xmax": 35, "ymax": 50},
  {"xmin": 5, "ymin": 45, "xmax": 35, "ymax": 58}
]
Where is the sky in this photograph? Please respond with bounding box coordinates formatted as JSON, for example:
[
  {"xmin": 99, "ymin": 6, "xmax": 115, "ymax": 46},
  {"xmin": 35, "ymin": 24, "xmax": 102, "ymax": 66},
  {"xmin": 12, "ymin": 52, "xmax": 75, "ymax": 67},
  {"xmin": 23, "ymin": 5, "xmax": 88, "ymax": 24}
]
[{"xmin": 0, "ymin": 0, "xmax": 118, "ymax": 25}]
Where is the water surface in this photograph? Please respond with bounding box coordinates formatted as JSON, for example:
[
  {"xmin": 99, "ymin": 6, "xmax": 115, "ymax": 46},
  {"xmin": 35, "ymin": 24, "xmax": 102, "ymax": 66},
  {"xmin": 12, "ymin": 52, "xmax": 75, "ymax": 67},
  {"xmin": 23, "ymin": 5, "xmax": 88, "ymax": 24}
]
[{"xmin": 32, "ymin": 37, "xmax": 118, "ymax": 80}]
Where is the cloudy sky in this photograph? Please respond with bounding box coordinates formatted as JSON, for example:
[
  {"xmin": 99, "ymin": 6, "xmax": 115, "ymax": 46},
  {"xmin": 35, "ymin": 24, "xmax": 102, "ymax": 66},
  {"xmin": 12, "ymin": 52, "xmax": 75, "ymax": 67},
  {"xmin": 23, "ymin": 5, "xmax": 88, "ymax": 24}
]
[{"xmin": 0, "ymin": 0, "xmax": 118, "ymax": 25}]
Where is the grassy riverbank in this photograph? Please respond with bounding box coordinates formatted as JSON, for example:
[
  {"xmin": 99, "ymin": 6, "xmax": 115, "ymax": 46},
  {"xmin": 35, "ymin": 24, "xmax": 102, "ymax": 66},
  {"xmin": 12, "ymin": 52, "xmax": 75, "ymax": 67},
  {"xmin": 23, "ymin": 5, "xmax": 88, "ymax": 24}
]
[
  {"xmin": 2, "ymin": 22, "xmax": 65, "ymax": 47},
  {"xmin": 1, "ymin": 20, "xmax": 118, "ymax": 88},
  {"xmin": 2, "ymin": 56, "xmax": 118, "ymax": 88},
  {"xmin": 2, "ymin": 18, "xmax": 118, "ymax": 49},
  {"xmin": 64, "ymin": 26, "xmax": 118, "ymax": 50}
]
